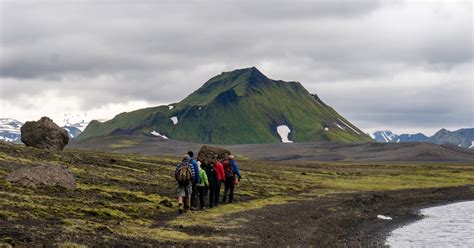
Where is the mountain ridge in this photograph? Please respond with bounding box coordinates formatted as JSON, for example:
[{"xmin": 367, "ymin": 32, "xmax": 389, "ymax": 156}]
[{"xmin": 373, "ymin": 128, "xmax": 474, "ymax": 148}]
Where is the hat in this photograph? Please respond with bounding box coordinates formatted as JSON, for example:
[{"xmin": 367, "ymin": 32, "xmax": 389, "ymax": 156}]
[{"xmin": 183, "ymin": 154, "xmax": 191, "ymax": 160}]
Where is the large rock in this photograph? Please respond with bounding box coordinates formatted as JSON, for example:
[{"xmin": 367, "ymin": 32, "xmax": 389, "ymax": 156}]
[
  {"xmin": 21, "ymin": 117, "xmax": 69, "ymax": 151},
  {"xmin": 6, "ymin": 164, "xmax": 76, "ymax": 190},
  {"xmin": 197, "ymin": 145, "xmax": 231, "ymax": 163}
]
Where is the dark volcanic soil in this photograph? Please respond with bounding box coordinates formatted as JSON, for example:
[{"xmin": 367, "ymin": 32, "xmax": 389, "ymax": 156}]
[
  {"xmin": 71, "ymin": 135, "xmax": 474, "ymax": 163},
  {"xmin": 185, "ymin": 186, "xmax": 474, "ymax": 247}
]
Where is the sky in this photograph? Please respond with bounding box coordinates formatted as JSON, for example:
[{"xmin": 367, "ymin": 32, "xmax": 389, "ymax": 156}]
[{"xmin": 0, "ymin": 0, "xmax": 472, "ymax": 136}]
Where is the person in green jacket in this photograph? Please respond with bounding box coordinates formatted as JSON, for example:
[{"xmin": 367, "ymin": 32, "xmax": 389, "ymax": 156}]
[{"xmin": 196, "ymin": 161, "xmax": 209, "ymax": 210}]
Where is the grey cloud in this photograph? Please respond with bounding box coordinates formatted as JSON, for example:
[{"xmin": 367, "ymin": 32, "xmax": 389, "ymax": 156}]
[{"xmin": 0, "ymin": 0, "xmax": 472, "ymax": 132}]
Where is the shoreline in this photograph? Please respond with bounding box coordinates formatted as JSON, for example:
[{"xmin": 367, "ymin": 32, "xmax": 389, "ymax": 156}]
[
  {"xmin": 186, "ymin": 185, "xmax": 474, "ymax": 247},
  {"xmin": 375, "ymin": 191, "xmax": 474, "ymax": 247}
]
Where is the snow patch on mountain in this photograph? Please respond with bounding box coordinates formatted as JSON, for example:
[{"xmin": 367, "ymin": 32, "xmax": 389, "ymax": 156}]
[
  {"xmin": 334, "ymin": 123, "xmax": 345, "ymax": 130},
  {"xmin": 277, "ymin": 125, "xmax": 293, "ymax": 143},
  {"xmin": 374, "ymin": 131, "xmax": 398, "ymax": 143},
  {"xmin": 0, "ymin": 118, "xmax": 23, "ymax": 143},
  {"xmin": 470, "ymin": 141, "xmax": 474, "ymax": 149},
  {"xmin": 338, "ymin": 119, "xmax": 360, "ymax": 134},
  {"xmin": 62, "ymin": 113, "xmax": 89, "ymax": 132},
  {"xmin": 168, "ymin": 105, "xmax": 174, "ymax": 110},
  {"xmin": 170, "ymin": 116, "xmax": 178, "ymax": 125},
  {"xmin": 151, "ymin": 130, "xmax": 169, "ymax": 139}
]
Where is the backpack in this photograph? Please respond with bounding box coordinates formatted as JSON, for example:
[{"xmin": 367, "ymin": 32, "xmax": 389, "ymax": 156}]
[
  {"xmin": 223, "ymin": 160, "xmax": 233, "ymax": 177},
  {"xmin": 176, "ymin": 162, "xmax": 192, "ymax": 185},
  {"xmin": 203, "ymin": 164, "xmax": 217, "ymax": 184}
]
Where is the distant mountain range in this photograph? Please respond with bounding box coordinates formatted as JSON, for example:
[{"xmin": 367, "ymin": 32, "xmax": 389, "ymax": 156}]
[
  {"xmin": 0, "ymin": 117, "xmax": 87, "ymax": 143},
  {"xmin": 373, "ymin": 129, "xmax": 474, "ymax": 149},
  {"xmin": 0, "ymin": 118, "xmax": 22, "ymax": 143},
  {"xmin": 79, "ymin": 67, "xmax": 372, "ymax": 144}
]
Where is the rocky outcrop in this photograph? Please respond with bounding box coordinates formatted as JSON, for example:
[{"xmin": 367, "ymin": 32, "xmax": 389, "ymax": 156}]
[
  {"xmin": 21, "ymin": 117, "xmax": 69, "ymax": 151},
  {"xmin": 6, "ymin": 164, "xmax": 76, "ymax": 190},
  {"xmin": 197, "ymin": 145, "xmax": 231, "ymax": 163}
]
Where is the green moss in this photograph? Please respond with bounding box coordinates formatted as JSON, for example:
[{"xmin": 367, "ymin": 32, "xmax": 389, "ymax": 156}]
[
  {"xmin": 61, "ymin": 219, "xmax": 74, "ymax": 226},
  {"xmin": 114, "ymin": 219, "xmax": 230, "ymax": 242},
  {"xmin": 58, "ymin": 242, "xmax": 88, "ymax": 248},
  {"xmin": 108, "ymin": 140, "xmax": 140, "ymax": 148},
  {"xmin": 168, "ymin": 196, "xmax": 291, "ymax": 228},
  {"xmin": 81, "ymin": 207, "xmax": 129, "ymax": 219},
  {"xmin": 0, "ymin": 210, "xmax": 12, "ymax": 220}
]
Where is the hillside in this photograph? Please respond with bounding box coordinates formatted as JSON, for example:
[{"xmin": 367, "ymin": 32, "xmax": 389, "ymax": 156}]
[{"xmin": 79, "ymin": 67, "xmax": 372, "ymax": 144}]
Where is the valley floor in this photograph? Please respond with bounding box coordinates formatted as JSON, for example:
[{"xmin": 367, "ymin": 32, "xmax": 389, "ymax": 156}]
[{"xmin": 0, "ymin": 141, "xmax": 473, "ymax": 247}]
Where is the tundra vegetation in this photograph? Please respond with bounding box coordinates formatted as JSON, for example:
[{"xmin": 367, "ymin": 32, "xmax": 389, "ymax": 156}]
[{"xmin": 0, "ymin": 141, "xmax": 473, "ymax": 246}]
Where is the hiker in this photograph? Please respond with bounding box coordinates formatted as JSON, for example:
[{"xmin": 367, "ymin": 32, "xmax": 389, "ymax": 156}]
[
  {"xmin": 187, "ymin": 151, "xmax": 200, "ymax": 210},
  {"xmin": 212, "ymin": 158, "xmax": 225, "ymax": 207},
  {"xmin": 175, "ymin": 154, "xmax": 196, "ymax": 214},
  {"xmin": 222, "ymin": 155, "xmax": 241, "ymax": 203},
  {"xmin": 196, "ymin": 161, "xmax": 209, "ymax": 209},
  {"xmin": 202, "ymin": 159, "xmax": 218, "ymax": 208}
]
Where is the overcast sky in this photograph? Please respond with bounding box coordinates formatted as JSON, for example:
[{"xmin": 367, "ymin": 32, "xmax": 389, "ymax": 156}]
[{"xmin": 0, "ymin": 0, "xmax": 472, "ymax": 136}]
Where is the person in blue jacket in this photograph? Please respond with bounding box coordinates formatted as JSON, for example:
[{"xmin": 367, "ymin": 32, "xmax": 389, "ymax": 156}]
[
  {"xmin": 187, "ymin": 151, "xmax": 200, "ymax": 210},
  {"xmin": 222, "ymin": 154, "xmax": 242, "ymax": 203}
]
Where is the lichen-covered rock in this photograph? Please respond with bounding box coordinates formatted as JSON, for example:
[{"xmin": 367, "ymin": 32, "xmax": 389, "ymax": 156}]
[
  {"xmin": 21, "ymin": 117, "xmax": 69, "ymax": 151},
  {"xmin": 197, "ymin": 145, "xmax": 231, "ymax": 163},
  {"xmin": 6, "ymin": 164, "xmax": 76, "ymax": 190}
]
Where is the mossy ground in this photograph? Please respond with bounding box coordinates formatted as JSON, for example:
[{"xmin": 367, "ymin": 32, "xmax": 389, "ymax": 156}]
[{"xmin": 0, "ymin": 142, "xmax": 473, "ymax": 246}]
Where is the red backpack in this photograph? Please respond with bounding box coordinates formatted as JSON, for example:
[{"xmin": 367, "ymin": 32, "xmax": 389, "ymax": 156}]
[{"xmin": 222, "ymin": 160, "xmax": 233, "ymax": 177}]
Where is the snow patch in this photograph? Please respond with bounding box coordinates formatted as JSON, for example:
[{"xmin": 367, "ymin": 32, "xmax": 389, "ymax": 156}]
[
  {"xmin": 380, "ymin": 131, "xmax": 397, "ymax": 142},
  {"xmin": 170, "ymin": 116, "xmax": 178, "ymax": 125},
  {"xmin": 324, "ymin": 127, "xmax": 329, "ymax": 131},
  {"xmin": 198, "ymin": 107, "xmax": 202, "ymax": 110},
  {"xmin": 0, "ymin": 136, "xmax": 15, "ymax": 142},
  {"xmin": 334, "ymin": 122, "xmax": 345, "ymax": 130},
  {"xmin": 168, "ymin": 105, "xmax": 174, "ymax": 110},
  {"xmin": 338, "ymin": 119, "xmax": 360, "ymax": 134},
  {"xmin": 150, "ymin": 130, "xmax": 169, "ymax": 139},
  {"xmin": 396, "ymin": 138, "xmax": 400, "ymax": 143},
  {"xmin": 377, "ymin": 215, "xmax": 392, "ymax": 220},
  {"xmin": 470, "ymin": 141, "xmax": 474, "ymax": 149},
  {"xmin": 276, "ymin": 125, "xmax": 293, "ymax": 143}
]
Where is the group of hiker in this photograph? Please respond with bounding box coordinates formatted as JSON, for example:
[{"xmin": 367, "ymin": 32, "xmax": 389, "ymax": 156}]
[{"xmin": 175, "ymin": 151, "xmax": 242, "ymax": 213}]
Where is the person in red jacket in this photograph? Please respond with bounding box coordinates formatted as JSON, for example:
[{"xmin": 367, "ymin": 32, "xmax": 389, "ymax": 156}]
[{"xmin": 212, "ymin": 158, "xmax": 225, "ymax": 207}]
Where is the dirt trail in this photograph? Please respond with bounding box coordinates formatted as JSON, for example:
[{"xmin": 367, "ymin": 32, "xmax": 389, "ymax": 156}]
[{"xmin": 184, "ymin": 186, "xmax": 474, "ymax": 247}]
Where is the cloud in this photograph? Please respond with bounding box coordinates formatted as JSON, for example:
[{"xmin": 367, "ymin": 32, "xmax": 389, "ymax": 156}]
[{"xmin": 0, "ymin": 0, "xmax": 472, "ymax": 134}]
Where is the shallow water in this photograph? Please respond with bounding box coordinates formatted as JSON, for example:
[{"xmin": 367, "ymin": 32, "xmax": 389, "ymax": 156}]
[{"xmin": 387, "ymin": 201, "xmax": 474, "ymax": 247}]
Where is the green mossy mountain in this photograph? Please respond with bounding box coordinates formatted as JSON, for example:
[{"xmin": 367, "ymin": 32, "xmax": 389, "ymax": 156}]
[{"xmin": 79, "ymin": 67, "xmax": 372, "ymax": 144}]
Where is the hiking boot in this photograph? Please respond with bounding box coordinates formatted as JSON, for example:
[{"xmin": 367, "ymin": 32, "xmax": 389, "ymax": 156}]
[{"xmin": 178, "ymin": 208, "xmax": 183, "ymax": 214}]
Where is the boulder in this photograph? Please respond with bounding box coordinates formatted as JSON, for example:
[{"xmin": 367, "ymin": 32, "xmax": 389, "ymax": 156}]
[
  {"xmin": 197, "ymin": 145, "xmax": 231, "ymax": 163},
  {"xmin": 21, "ymin": 117, "xmax": 69, "ymax": 151},
  {"xmin": 6, "ymin": 164, "xmax": 76, "ymax": 190}
]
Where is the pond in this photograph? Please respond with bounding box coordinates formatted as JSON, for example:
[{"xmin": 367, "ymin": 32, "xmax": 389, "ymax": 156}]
[{"xmin": 387, "ymin": 201, "xmax": 474, "ymax": 247}]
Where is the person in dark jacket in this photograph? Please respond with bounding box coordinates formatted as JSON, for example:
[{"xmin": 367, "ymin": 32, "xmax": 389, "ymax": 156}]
[
  {"xmin": 187, "ymin": 151, "xmax": 200, "ymax": 210},
  {"xmin": 202, "ymin": 159, "xmax": 218, "ymax": 208},
  {"xmin": 222, "ymin": 155, "xmax": 241, "ymax": 203}
]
